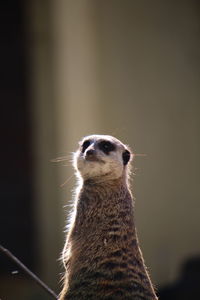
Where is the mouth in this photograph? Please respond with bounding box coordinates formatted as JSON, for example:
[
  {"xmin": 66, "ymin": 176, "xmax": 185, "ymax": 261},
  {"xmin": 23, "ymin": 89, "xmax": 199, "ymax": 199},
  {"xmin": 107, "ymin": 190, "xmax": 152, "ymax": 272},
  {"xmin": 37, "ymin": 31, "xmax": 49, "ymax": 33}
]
[{"xmin": 85, "ymin": 156, "xmax": 105, "ymax": 163}]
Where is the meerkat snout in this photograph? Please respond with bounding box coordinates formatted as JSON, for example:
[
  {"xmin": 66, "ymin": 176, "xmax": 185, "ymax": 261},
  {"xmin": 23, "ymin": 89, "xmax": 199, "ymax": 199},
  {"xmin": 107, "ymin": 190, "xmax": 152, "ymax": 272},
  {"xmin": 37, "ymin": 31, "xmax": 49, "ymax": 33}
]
[
  {"xmin": 85, "ymin": 148, "xmax": 98, "ymax": 162},
  {"xmin": 86, "ymin": 149, "xmax": 96, "ymax": 157}
]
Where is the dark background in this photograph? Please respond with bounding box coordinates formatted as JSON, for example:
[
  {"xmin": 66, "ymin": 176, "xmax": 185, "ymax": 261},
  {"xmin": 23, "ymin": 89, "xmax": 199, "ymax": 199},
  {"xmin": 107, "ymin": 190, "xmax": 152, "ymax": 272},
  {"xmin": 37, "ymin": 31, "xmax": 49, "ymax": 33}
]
[{"xmin": 0, "ymin": 1, "xmax": 34, "ymax": 271}]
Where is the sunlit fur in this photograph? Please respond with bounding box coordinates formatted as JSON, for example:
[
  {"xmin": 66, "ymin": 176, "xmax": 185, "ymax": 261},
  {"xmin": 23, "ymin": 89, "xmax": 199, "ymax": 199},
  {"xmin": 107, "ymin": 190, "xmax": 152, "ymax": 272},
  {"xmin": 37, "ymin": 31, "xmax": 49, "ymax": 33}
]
[{"xmin": 60, "ymin": 135, "xmax": 157, "ymax": 300}]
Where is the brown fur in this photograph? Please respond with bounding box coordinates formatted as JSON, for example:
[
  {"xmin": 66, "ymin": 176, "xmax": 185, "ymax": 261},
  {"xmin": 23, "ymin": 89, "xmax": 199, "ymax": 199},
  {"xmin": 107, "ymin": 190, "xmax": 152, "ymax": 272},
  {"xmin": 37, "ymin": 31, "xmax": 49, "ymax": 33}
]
[{"xmin": 60, "ymin": 136, "xmax": 157, "ymax": 300}]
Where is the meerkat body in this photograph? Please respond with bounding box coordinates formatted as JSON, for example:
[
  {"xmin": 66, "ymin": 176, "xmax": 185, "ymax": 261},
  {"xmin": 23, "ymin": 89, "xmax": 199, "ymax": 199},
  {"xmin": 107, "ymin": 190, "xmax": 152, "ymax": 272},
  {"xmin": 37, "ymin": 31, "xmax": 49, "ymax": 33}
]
[{"xmin": 60, "ymin": 135, "xmax": 157, "ymax": 300}]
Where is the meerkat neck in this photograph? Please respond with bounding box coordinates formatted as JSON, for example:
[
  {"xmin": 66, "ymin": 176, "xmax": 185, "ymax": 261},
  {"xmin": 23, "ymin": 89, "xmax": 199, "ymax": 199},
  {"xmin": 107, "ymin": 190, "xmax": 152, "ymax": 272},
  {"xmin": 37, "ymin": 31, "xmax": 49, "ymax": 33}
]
[
  {"xmin": 61, "ymin": 177, "xmax": 157, "ymax": 300},
  {"xmin": 83, "ymin": 173, "xmax": 128, "ymax": 187},
  {"xmin": 75, "ymin": 176, "xmax": 133, "ymax": 229}
]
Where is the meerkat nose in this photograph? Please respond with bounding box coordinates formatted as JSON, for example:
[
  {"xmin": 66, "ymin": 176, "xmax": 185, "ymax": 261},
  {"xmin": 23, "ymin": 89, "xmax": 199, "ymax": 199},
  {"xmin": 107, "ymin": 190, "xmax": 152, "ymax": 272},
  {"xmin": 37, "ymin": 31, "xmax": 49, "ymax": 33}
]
[{"xmin": 86, "ymin": 149, "xmax": 96, "ymax": 157}]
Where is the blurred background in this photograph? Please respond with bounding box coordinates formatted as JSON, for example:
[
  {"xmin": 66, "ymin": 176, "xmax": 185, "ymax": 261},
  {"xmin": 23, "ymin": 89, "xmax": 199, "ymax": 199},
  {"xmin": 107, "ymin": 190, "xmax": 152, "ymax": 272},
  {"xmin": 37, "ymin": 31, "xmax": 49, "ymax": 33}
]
[{"xmin": 0, "ymin": 0, "xmax": 200, "ymax": 299}]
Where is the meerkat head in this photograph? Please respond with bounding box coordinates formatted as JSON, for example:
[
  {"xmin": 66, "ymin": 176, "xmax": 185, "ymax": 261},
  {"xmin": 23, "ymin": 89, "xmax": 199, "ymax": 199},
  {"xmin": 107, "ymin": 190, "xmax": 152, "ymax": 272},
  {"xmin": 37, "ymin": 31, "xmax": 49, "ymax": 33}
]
[{"xmin": 73, "ymin": 134, "xmax": 132, "ymax": 182}]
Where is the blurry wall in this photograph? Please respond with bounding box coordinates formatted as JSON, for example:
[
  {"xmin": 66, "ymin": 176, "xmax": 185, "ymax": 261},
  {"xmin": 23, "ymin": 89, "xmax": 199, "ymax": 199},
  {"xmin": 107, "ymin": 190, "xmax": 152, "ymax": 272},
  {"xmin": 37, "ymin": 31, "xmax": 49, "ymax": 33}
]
[{"xmin": 28, "ymin": 0, "xmax": 200, "ymax": 292}]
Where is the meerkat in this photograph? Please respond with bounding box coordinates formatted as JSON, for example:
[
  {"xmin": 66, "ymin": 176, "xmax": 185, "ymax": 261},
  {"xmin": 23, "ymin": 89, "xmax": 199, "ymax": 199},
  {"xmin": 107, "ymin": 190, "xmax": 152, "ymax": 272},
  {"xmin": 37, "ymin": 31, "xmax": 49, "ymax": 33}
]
[{"xmin": 59, "ymin": 134, "xmax": 157, "ymax": 300}]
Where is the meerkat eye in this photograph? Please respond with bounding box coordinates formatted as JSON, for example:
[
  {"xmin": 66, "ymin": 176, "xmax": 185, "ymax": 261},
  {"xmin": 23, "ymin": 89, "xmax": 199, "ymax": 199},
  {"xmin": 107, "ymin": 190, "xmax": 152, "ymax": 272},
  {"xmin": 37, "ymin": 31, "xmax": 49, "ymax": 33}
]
[
  {"xmin": 98, "ymin": 141, "xmax": 116, "ymax": 154},
  {"xmin": 81, "ymin": 140, "xmax": 91, "ymax": 153},
  {"xmin": 122, "ymin": 150, "xmax": 131, "ymax": 165}
]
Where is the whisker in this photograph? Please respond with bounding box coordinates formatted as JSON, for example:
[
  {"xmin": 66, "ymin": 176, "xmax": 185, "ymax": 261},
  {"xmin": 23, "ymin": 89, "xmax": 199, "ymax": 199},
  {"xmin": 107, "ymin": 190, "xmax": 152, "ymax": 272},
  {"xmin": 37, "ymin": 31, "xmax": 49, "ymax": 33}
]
[
  {"xmin": 133, "ymin": 153, "xmax": 147, "ymax": 157},
  {"xmin": 51, "ymin": 156, "xmax": 69, "ymax": 163}
]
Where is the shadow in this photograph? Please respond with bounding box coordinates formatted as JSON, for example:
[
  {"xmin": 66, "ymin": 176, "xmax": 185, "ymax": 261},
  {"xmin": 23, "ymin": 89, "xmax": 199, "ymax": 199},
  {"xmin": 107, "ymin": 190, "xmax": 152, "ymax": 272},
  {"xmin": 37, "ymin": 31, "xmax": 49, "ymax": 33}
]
[{"xmin": 158, "ymin": 256, "xmax": 200, "ymax": 300}]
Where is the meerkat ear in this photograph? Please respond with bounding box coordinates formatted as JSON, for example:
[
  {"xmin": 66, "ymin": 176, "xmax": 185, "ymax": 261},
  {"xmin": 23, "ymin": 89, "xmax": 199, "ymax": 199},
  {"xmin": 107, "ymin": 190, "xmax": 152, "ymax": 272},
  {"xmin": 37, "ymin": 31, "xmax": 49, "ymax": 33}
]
[{"xmin": 122, "ymin": 150, "xmax": 131, "ymax": 165}]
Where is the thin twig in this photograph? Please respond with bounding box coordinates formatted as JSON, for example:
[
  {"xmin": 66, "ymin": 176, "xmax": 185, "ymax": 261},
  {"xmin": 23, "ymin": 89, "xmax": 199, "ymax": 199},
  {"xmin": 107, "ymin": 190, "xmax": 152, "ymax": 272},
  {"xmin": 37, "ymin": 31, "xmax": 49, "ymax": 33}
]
[{"xmin": 0, "ymin": 244, "xmax": 58, "ymax": 299}]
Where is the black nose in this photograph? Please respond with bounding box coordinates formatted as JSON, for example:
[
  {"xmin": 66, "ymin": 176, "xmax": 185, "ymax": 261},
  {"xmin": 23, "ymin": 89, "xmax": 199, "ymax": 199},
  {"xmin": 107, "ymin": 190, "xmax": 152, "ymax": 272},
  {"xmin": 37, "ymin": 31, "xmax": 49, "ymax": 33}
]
[{"xmin": 86, "ymin": 149, "xmax": 96, "ymax": 156}]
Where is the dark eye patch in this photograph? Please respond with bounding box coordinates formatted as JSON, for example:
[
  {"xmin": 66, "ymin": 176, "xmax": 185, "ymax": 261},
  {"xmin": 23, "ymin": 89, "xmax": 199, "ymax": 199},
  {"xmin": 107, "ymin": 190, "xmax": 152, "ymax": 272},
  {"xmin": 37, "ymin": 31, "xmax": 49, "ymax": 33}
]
[
  {"xmin": 98, "ymin": 140, "xmax": 116, "ymax": 154},
  {"xmin": 122, "ymin": 150, "xmax": 131, "ymax": 165},
  {"xmin": 81, "ymin": 140, "xmax": 91, "ymax": 153}
]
